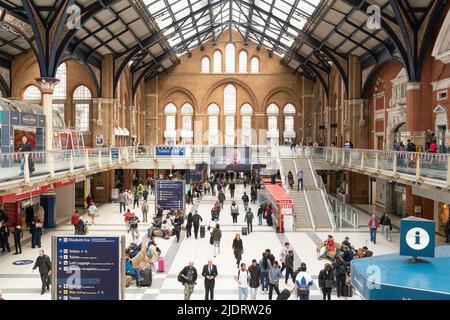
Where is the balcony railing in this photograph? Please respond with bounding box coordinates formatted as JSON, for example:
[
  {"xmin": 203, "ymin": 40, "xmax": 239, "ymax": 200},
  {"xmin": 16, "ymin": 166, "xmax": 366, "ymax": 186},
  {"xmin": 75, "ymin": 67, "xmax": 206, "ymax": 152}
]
[{"xmin": 298, "ymin": 146, "xmax": 450, "ymax": 187}]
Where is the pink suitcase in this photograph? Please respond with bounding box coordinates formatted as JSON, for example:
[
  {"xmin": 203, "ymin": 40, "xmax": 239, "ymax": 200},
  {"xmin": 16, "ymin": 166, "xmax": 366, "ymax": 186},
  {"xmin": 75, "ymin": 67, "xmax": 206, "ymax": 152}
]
[{"xmin": 157, "ymin": 257, "xmax": 165, "ymax": 273}]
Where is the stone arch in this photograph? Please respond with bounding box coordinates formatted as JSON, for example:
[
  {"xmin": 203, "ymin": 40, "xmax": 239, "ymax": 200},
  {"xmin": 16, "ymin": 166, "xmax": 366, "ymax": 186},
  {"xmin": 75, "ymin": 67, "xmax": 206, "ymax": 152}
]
[
  {"xmin": 160, "ymin": 87, "xmax": 198, "ymax": 111},
  {"xmin": 203, "ymin": 78, "xmax": 257, "ymax": 110},
  {"xmin": 362, "ymin": 59, "xmax": 404, "ymax": 98},
  {"xmin": 261, "ymin": 87, "xmax": 299, "ymax": 110}
]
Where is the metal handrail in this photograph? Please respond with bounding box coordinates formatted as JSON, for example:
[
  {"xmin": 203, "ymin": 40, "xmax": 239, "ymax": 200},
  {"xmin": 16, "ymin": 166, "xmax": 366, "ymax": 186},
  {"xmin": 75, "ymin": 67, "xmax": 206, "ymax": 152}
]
[{"xmin": 303, "ymin": 185, "xmax": 316, "ymax": 230}]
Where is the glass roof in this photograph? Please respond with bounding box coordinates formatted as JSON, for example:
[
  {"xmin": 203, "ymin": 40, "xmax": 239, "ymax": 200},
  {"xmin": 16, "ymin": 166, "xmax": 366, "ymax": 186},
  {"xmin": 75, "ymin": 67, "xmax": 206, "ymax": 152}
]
[{"xmin": 144, "ymin": 0, "xmax": 322, "ymax": 57}]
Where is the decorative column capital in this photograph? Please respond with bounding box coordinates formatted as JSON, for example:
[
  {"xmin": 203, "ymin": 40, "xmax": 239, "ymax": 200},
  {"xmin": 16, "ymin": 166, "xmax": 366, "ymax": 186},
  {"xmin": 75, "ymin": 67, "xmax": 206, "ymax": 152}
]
[{"xmin": 35, "ymin": 77, "xmax": 59, "ymax": 94}]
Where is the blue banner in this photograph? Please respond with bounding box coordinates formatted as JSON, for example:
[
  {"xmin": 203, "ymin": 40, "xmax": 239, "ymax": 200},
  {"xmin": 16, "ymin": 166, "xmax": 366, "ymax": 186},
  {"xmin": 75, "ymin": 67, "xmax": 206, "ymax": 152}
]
[
  {"xmin": 156, "ymin": 146, "xmax": 186, "ymax": 156},
  {"xmin": 111, "ymin": 148, "xmax": 119, "ymax": 160},
  {"xmin": 54, "ymin": 236, "xmax": 121, "ymax": 300},
  {"xmin": 156, "ymin": 180, "xmax": 185, "ymax": 211}
]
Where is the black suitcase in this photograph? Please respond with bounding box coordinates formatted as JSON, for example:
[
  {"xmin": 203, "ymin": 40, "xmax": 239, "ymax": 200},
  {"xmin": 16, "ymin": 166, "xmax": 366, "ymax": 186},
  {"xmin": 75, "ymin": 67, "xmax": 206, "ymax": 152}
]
[
  {"xmin": 242, "ymin": 226, "xmax": 248, "ymax": 236},
  {"xmin": 277, "ymin": 289, "xmax": 291, "ymax": 300},
  {"xmin": 343, "ymin": 284, "xmax": 352, "ymax": 297},
  {"xmin": 200, "ymin": 225, "xmax": 206, "ymax": 238},
  {"xmin": 140, "ymin": 268, "xmax": 152, "ymax": 287}
]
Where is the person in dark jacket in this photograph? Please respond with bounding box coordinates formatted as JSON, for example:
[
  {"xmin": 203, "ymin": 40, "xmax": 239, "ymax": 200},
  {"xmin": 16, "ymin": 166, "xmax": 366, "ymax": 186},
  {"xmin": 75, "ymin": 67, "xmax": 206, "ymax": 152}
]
[
  {"xmin": 248, "ymin": 259, "xmax": 261, "ymax": 300},
  {"xmin": 32, "ymin": 250, "xmax": 52, "ymax": 295},
  {"xmin": 251, "ymin": 186, "xmax": 257, "ymax": 204},
  {"xmin": 180, "ymin": 262, "xmax": 198, "ymax": 300},
  {"xmin": 318, "ymin": 263, "xmax": 334, "ymax": 300},
  {"xmin": 333, "ymin": 255, "xmax": 347, "ymax": 298},
  {"xmin": 202, "ymin": 260, "xmax": 218, "ymax": 300},
  {"xmin": 242, "ymin": 192, "xmax": 250, "ymax": 211},
  {"xmin": 232, "ymin": 234, "xmax": 244, "ymax": 268},
  {"xmin": 174, "ymin": 213, "xmax": 184, "ymax": 243},
  {"xmin": 229, "ymin": 182, "xmax": 236, "ymax": 198},
  {"xmin": 446, "ymin": 219, "xmax": 450, "ymax": 243},
  {"xmin": 379, "ymin": 211, "xmax": 393, "ymax": 242},
  {"xmin": 285, "ymin": 250, "xmax": 295, "ymax": 284},
  {"xmin": 0, "ymin": 222, "xmax": 10, "ymax": 252},
  {"xmin": 186, "ymin": 212, "xmax": 193, "ymax": 238},
  {"xmin": 244, "ymin": 209, "xmax": 254, "ymax": 234},
  {"xmin": 34, "ymin": 219, "xmax": 43, "ymax": 248},
  {"xmin": 133, "ymin": 189, "xmax": 140, "ymax": 209},
  {"xmin": 25, "ymin": 206, "xmax": 34, "ymax": 228},
  {"xmin": 12, "ymin": 223, "xmax": 23, "ymax": 255},
  {"xmin": 192, "ymin": 211, "xmax": 203, "ymax": 239}
]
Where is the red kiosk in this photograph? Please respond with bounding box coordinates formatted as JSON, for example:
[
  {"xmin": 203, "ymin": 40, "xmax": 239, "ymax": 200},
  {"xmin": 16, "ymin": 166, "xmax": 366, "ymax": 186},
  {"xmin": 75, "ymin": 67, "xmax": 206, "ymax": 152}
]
[{"xmin": 264, "ymin": 185, "xmax": 294, "ymax": 232}]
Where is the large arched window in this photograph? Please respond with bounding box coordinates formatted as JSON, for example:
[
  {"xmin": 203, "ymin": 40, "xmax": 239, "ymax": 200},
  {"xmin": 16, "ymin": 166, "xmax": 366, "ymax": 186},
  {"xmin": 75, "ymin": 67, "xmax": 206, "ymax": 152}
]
[
  {"xmin": 164, "ymin": 103, "xmax": 177, "ymax": 145},
  {"xmin": 53, "ymin": 63, "xmax": 67, "ymax": 115},
  {"xmin": 241, "ymin": 103, "xmax": 253, "ymax": 145},
  {"xmin": 225, "ymin": 43, "xmax": 235, "ymax": 73},
  {"xmin": 267, "ymin": 103, "xmax": 279, "ymax": 145},
  {"xmin": 208, "ymin": 103, "xmax": 220, "ymax": 146},
  {"xmin": 224, "ymin": 84, "xmax": 236, "ymax": 145},
  {"xmin": 73, "ymin": 85, "xmax": 91, "ymax": 132},
  {"xmin": 181, "ymin": 103, "xmax": 194, "ymax": 144},
  {"xmin": 213, "ymin": 50, "xmax": 222, "ymax": 73},
  {"xmin": 201, "ymin": 57, "xmax": 210, "ymax": 73},
  {"xmin": 239, "ymin": 51, "xmax": 248, "ymax": 73},
  {"xmin": 251, "ymin": 57, "xmax": 260, "ymax": 73},
  {"xmin": 23, "ymin": 85, "xmax": 41, "ymax": 101},
  {"xmin": 283, "ymin": 103, "xmax": 296, "ymax": 143}
]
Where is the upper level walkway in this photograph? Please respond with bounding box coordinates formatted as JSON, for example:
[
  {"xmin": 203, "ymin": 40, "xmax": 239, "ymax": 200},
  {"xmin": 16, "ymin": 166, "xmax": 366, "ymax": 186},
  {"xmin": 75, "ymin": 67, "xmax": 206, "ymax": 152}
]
[{"xmin": 1, "ymin": 144, "xmax": 450, "ymax": 196}]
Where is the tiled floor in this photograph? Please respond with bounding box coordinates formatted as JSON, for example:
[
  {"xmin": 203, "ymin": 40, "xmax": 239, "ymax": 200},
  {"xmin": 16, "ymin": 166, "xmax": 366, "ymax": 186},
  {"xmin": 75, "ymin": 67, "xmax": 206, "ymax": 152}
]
[{"xmin": 1, "ymin": 185, "xmax": 423, "ymax": 300}]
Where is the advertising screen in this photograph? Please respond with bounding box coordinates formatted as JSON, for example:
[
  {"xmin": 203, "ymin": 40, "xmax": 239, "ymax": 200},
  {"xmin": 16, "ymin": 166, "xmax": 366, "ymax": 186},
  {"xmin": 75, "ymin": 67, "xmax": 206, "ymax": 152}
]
[
  {"xmin": 52, "ymin": 236, "xmax": 123, "ymax": 300},
  {"xmin": 210, "ymin": 146, "xmax": 251, "ymax": 171}
]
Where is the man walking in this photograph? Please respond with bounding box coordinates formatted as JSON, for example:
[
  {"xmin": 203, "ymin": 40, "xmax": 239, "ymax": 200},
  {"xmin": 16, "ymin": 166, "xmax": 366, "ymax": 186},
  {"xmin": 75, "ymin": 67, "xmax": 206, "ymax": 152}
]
[
  {"xmin": 242, "ymin": 192, "xmax": 250, "ymax": 211},
  {"xmin": 368, "ymin": 215, "xmax": 379, "ymax": 244},
  {"xmin": 235, "ymin": 263, "xmax": 250, "ymax": 300},
  {"xmin": 229, "ymin": 182, "xmax": 236, "ymax": 198},
  {"xmin": 248, "ymin": 259, "xmax": 261, "ymax": 300},
  {"xmin": 218, "ymin": 190, "xmax": 226, "ymax": 208},
  {"xmin": 128, "ymin": 214, "xmax": 140, "ymax": 241},
  {"xmin": 143, "ymin": 188, "xmax": 149, "ymax": 201},
  {"xmin": 230, "ymin": 201, "xmax": 239, "ymax": 224},
  {"xmin": 133, "ymin": 189, "xmax": 140, "ymax": 209},
  {"xmin": 379, "ymin": 211, "xmax": 392, "ymax": 241},
  {"xmin": 118, "ymin": 190, "xmax": 127, "ymax": 214},
  {"xmin": 279, "ymin": 242, "xmax": 290, "ymax": 274},
  {"xmin": 192, "ymin": 210, "xmax": 203, "ymax": 239},
  {"xmin": 12, "ymin": 223, "xmax": 23, "ymax": 255},
  {"xmin": 202, "ymin": 260, "xmax": 218, "ymax": 300},
  {"xmin": 297, "ymin": 170, "xmax": 304, "ymax": 191},
  {"xmin": 295, "ymin": 263, "xmax": 314, "ymax": 300},
  {"xmin": 180, "ymin": 262, "xmax": 197, "ymax": 300},
  {"xmin": 141, "ymin": 200, "xmax": 149, "ymax": 223},
  {"xmin": 244, "ymin": 209, "xmax": 254, "ymax": 234},
  {"xmin": 32, "ymin": 249, "xmax": 52, "ymax": 295}
]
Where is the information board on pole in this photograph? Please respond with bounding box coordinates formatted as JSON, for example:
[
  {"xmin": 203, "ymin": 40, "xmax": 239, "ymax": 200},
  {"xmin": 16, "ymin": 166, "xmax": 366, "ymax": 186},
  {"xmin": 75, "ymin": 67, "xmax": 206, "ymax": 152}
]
[
  {"xmin": 155, "ymin": 180, "xmax": 185, "ymax": 211},
  {"xmin": 51, "ymin": 236, "xmax": 125, "ymax": 300}
]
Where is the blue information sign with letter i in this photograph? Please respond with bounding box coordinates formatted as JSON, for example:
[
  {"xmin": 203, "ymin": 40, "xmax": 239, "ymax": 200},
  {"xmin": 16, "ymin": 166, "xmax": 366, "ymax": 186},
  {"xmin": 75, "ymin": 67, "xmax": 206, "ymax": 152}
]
[{"xmin": 400, "ymin": 217, "xmax": 435, "ymax": 258}]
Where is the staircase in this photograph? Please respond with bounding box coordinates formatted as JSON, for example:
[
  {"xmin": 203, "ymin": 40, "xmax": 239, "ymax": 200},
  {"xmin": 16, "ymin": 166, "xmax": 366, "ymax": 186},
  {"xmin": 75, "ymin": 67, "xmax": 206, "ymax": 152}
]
[
  {"xmin": 280, "ymin": 158, "xmax": 314, "ymax": 230},
  {"xmin": 295, "ymin": 158, "xmax": 334, "ymax": 230}
]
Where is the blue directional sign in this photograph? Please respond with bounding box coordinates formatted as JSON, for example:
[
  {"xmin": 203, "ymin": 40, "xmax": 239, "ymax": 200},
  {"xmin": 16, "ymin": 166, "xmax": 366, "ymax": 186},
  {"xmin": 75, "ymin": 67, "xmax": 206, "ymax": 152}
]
[
  {"xmin": 155, "ymin": 180, "xmax": 185, "ymax": 211},
  {"xmin": 400, "ymin": 216, "xmax": 435, "ymax": 258},
  {"xmin": 156, "ymin": 146, "xmax": 186, "ymax": 156},
  {"xmin": 53, "ymin": 236, "xmax": 122, "ymax": 300}
]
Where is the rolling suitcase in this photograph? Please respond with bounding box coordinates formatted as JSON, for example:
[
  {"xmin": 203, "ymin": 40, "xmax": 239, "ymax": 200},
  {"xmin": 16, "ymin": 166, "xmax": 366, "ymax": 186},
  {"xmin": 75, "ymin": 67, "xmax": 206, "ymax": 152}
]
[
  {"xmin": 241, "ymin": 226, "xmax": 248, "ymax": 236},
  {"xmin": 344, "ymin": 284, "xmax": 352, "ymax": 297},
  {"xmin": 277, "ymin": 289, "xmax": 292, "ymax": 300},
  {"xmin": 157, "ymin": 257, "xmax": 165, "ymax": 273},
  {"xmin": 200, "ymin": 225, "xmax": 206, "ymax": 238},
  {"xmin": 140, "ymin": 268, "xmax": 152, "ymax": 287}
]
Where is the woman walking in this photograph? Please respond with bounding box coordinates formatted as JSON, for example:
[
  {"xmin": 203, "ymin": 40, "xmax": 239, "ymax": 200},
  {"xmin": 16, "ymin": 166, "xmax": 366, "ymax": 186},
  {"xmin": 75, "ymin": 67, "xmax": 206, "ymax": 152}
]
[
  {"xmin": 259, "ymin": 252, "xmax": 271, "ymax": 294},
  {"xmin": 318, "ymin": 263, "xmax": 334, "ymax": 300},
  {"xmin": 211, "ymin": 224, "xmax": 222, "ymax": 257},
  {"xmin": 186, "ymin": 212, "xmax": 193, "ymax": 239},
  {"xmin": 232, "ymin": 234, "xmax": 243, "ymax": 268}
]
